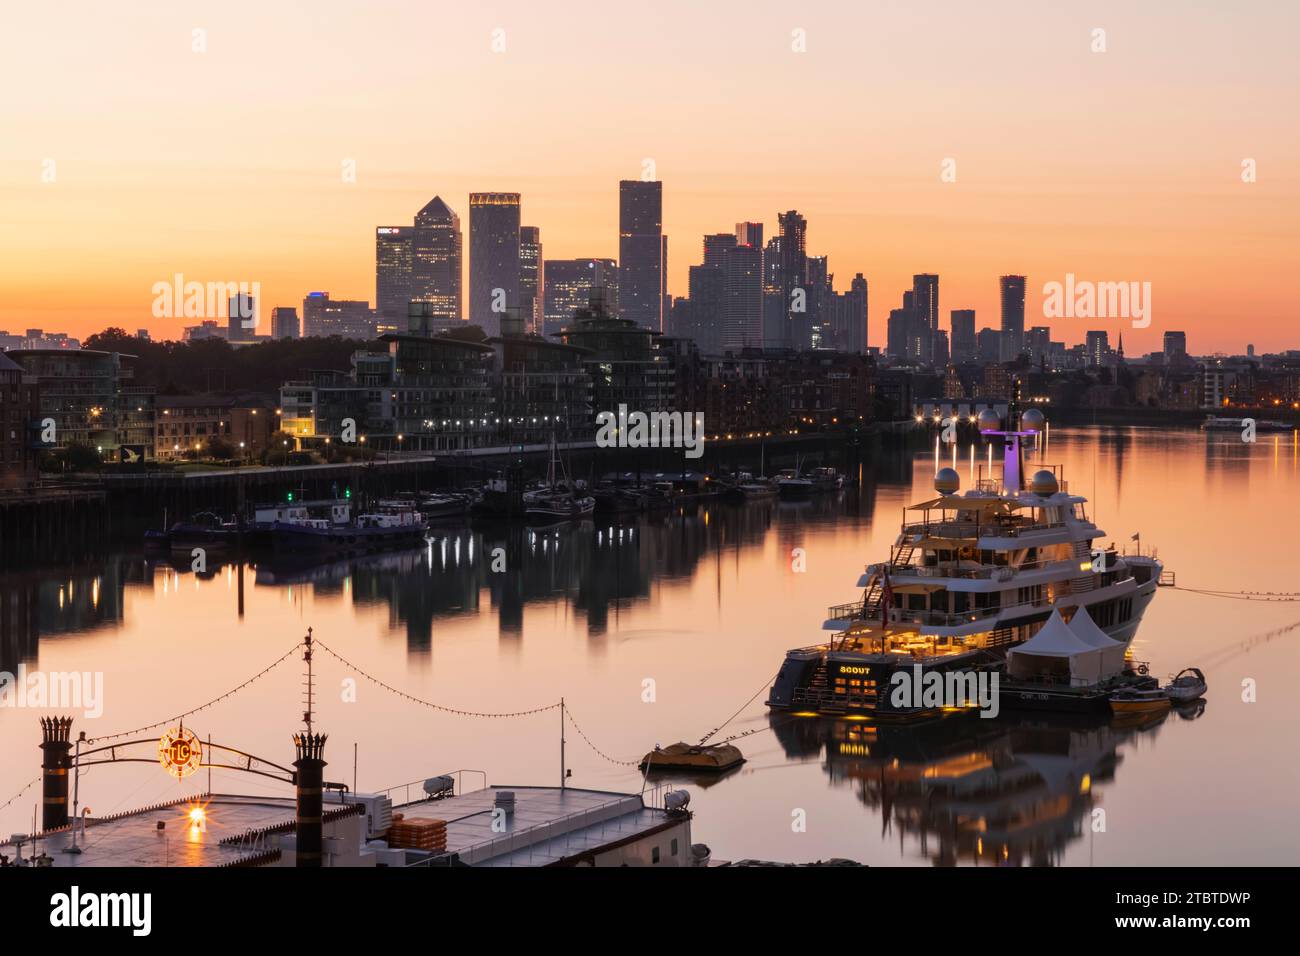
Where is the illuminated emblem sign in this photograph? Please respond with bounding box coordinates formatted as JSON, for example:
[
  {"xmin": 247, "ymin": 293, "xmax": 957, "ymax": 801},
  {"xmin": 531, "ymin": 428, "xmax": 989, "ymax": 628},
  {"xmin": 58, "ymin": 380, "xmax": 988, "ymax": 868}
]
[{"xmin": 158, "ymin": 728, "xmax": 203, "ymax": 779}]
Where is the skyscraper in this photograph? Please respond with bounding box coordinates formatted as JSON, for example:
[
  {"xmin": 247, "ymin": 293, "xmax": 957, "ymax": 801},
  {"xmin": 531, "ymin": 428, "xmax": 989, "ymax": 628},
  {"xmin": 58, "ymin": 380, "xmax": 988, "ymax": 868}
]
[
  {"xmin": 847, "ymin": 274, "xmax": 868, "ymax": 354},
  {"xmin": 703, "ymin": 233, "xmax": 736, "ymax": 267},
  {"xmin": 411, "ymin": 197, "xmax": 462, "ymax": 324},
  {"xmin": 542, "ymin": 258, "xmax": 617, "ymax": 337},
  {"xmin": 227, "ymin": 293, "xmax": 257, "ymax": 343},
  {"xmin": 375, "ymin": 226, "xmax": 414, "ymax": 326},
  {"xmin": 619, "ymin": 180, "xmax": 664, "ymax": 330},
  {"xmin": 687, "ymin": 263, "xmax": 725, "ymax": 354},
  {"xmin": 721, "ymin": 242, "xmax": 762, "ymax": 352},
  {"xmin": 1085, "ymin": 330, "xmax": 1111, "ymax": 367},
  {"xmin": 950, "ymin": 309, "xmax": 976, "ymax": 362},
  {"xmin": 735, "ymin": 221, "xmax": 763, "ymax": 251},
  {"xmin": 519, "ymin": 226, "xmax": 542, "ymax": 333},
  {"xmin": 271, "ymin": 306, "xmax": 299, "ymax": 340},
  {"xmin": 913, "ymin": 274, "xmax": 939, "ymax": 334},
  {"xmin": 469, "ymin": 192, "xmax": 521, "ymax": 337},
  {"xmin": 1000, "ymin": 275, "xmax": 1026, "ymax": 362},
  {"xmin": 777, "ymin": 210, "xmax": 808, "ymax": 349}
]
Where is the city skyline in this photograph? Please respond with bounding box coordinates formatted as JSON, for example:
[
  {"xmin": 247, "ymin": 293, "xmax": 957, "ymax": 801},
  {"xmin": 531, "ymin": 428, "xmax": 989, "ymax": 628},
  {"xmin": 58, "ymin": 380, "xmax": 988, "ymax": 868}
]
[{"xmin": 2, "ymin": 2, "xmax": 1298, "ymax": 351}]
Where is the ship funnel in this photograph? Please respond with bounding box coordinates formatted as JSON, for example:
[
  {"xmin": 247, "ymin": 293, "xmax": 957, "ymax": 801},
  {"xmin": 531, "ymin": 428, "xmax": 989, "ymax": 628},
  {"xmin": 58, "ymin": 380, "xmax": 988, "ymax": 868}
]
[
  {"xmin": 39, "ymin": 716, "xmax": 74, "ymax": 831},
  {"xmin": 293, "ymin": 732, "xmax": 328, "ymax": 867}
]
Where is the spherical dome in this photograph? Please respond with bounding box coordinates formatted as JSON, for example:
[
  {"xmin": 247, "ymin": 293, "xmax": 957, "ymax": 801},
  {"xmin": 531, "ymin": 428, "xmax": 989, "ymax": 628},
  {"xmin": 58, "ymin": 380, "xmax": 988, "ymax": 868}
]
[
  {"xmin": 1020, "ymin": 408, "xmax": 1046, "ymax": 433},
  {"xmin": 1030, "ymin": 469, "xmax": 1059, "ymax": 496},
  {"xmin": 934, "ymin": 467, "xmax": 961, "ymax": 495},
  {"xmin": 976, "ymin": 408, "xmax": 1002, "ymax": 433}
]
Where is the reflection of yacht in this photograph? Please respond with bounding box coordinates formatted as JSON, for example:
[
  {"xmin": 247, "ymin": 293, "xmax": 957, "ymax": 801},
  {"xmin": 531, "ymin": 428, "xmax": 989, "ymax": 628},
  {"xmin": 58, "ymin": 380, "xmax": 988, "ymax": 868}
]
[
  {"xmin": 770, "ymin": 710, "xmax": 1151, "ymax": 866},
  {"xmin": 769, "ymin": 408, "xmax": 1163, "ymax": 717}
]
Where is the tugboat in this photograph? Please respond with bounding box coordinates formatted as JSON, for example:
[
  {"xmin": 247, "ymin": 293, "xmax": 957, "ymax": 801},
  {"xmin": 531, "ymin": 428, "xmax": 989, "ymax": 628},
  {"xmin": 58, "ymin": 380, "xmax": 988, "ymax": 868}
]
[{"xmin": 767, "ymin": 406, "xmax": 1163, "ymax": 717}]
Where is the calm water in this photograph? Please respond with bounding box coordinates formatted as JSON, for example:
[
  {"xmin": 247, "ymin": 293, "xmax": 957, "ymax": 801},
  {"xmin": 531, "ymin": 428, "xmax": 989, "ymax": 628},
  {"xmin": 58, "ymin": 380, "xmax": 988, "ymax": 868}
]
[{"xmin": 3, "ymin": 426, "xmax": 1299, "ymax": 866}]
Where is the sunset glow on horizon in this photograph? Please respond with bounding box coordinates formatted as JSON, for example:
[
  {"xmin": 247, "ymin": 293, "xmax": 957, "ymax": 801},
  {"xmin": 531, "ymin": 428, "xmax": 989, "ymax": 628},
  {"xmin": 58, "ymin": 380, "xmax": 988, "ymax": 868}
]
[{"xmin": 2, "ymin": 0, "xmax": 1297, "ymax": 352}]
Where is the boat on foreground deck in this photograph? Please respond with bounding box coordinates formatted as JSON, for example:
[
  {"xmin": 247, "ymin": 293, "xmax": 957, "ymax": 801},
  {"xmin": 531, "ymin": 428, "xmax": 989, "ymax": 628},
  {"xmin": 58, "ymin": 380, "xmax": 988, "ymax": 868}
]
[{"xmin": 768, "ymin": 407, "xmax": 1165, "ymax": 718}]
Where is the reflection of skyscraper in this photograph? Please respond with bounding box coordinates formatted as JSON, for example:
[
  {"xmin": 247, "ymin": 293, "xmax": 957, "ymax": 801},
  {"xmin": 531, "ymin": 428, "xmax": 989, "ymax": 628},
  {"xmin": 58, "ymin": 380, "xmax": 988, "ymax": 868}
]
[
  {"xmin": 469, "ymin": 192, "xmax": 521, "ymax": 337},
  {"xmin": 519, "ymin": 226, "xmax": 542, "ymax": 333},
  {"xmin": 619, "ymin": 180, "xmax": 664, "ymax": 330},
  {"xmin": 411, "ymin": 197, "xmax": 462, "ymax": 323},
  {"xmin": 375, "ymin": 226, "xmax": 414, "ymax": 325},
  {"xmin": 541, "ymin": 259, "xmax": 617, "ymax": 336},
  {"xmin": 1000, "ymin": 275, "xmax": 1026, "ymax": 361}
]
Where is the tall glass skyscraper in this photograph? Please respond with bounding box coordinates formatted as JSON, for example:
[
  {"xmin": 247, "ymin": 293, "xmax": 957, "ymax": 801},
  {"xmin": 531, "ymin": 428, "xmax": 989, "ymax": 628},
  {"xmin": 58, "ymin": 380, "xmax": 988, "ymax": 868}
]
[
  {"xmin": 411, "ymin": 197, "xmax": 462, "ymax": 324},
  {"xmin": 469, "ymin": 192, "xmax": 521, "ymax": 338},
  {"xmin": 375, "ymin": 226, "xmax": 414, "ymax": 325},
  {"xmin": 1000, "ymin": 274, "xmax": 1026, "ymax": 361},
  {"xmin": 618, "ymin": 180, "xmax": 663, "ymax": 330},
  {"xmin": 542, "ymin": 259, "xmax": 617, "ymax": 337},
  {"xmin": 519, "ymin": 225, "xmax": 542, "ymax": 334}
]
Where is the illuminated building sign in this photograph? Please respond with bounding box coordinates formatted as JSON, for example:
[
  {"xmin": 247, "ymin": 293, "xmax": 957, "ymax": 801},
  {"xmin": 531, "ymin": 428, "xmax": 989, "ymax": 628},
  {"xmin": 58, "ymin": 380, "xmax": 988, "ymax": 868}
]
[{"xmin": 158, "ymin": 727, "xmax": 203, "ymax": 779}]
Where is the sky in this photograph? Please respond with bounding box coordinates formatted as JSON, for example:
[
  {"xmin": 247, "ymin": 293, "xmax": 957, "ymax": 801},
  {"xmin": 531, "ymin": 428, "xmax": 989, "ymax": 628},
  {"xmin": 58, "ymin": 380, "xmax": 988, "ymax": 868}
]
[{"xmin": 1, "ymin": 0, "xmax": 1297, "ymax": 353}]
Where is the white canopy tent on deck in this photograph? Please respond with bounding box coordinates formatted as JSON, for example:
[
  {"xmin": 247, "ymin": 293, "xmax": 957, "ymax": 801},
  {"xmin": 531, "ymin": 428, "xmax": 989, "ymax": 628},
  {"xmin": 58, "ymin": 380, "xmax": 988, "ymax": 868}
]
[
  {"xmin": 1006, "ymin": 609, "xmax": 1107, "ymax": 686},
  {"xmin": 1066, "ymin": 605, "xmax": 1128, "ymax": 676}
]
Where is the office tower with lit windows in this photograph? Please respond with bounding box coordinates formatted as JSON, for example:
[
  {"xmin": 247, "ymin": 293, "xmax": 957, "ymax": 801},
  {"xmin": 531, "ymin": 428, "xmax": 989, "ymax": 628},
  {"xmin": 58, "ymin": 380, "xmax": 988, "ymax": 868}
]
[
  {"xmin": 468, "ymin": 192, "xmax": 521, "ymax": 338},
  {"xmin": 542, "ymin": 258, "xmax": 617, "ymax": 337},
  {"xmin": 375, "ymin": 226, "xmax": 414, "ymax": 326},
  {"xmin": 410, "ymin": 197, "xmax": 462, "ymax": 323},
  {"xmin": 847, "ymin": 274, "xmax": 868, "ymax": 354},
  {"xmin": 913, "ymin": 274, "xmax": 939, "ymax": 334},
  {"xmin": 618, "ymin": 180, "xmax": 664, "ymax": 329},
  {"xmin": 1000, "ymin": 275, "xmax": 1026, "ymax": 361},
  {"xmin": 1086, "ymin": 330, "xmax": 1111, "ymax": 367},
  {"xmin": 721, "ymin": 242, "xmax": 762, "ymax": 352},
  {"xmin": 301, "ymin": 292, "xmax": 375, "ymax": 339},
  {"xmin": 519, "ymin": 225, "xmax": 542, "ymax": 333}
]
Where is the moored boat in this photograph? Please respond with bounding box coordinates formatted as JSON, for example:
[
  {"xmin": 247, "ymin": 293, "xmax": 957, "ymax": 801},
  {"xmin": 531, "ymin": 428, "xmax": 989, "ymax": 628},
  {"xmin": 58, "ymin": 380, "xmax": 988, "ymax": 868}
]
[
  {"xmin": 1109, "ymin": 687, "xmax": 1171, "ymax": 714},
  {"xmin": 1164, "ymin": 667, "xmax": 1207, "ymax": 703},
  {"xmin": 640, "ymin": 741, "xmax": 745, "ymax": 772}
]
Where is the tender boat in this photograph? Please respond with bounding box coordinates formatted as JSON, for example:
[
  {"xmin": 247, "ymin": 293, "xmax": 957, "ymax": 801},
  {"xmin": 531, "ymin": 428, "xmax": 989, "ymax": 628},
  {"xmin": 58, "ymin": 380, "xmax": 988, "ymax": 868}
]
[
  {"xmin": 1109, "ymin": 687, "xmax": 1171, "ymax": 714},
  {"xmin": 1164, "ymin": 667, "xmax": 1207, "ymax": 703},
  {"xmin": 640, "ymin": 742, "xmax": 745, "ymax": 772}
]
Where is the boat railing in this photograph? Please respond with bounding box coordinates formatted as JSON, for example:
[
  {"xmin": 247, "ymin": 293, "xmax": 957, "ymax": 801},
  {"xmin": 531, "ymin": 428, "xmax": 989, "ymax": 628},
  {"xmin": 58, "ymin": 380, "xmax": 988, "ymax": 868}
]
[
  {"xmin": 888, "ymin": 557, "xmax": 1079, "ymax": 581},
  {"xmin": 899, "ymin": 518, "xmax": 1067, "ymax": 541}
]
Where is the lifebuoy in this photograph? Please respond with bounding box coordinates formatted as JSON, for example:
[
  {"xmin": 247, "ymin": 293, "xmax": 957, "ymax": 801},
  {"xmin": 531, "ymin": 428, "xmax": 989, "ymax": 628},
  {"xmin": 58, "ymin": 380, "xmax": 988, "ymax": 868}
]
[{"xmin": 1137, "ymin": 663, "xmax": 1149, "ymax": 675}]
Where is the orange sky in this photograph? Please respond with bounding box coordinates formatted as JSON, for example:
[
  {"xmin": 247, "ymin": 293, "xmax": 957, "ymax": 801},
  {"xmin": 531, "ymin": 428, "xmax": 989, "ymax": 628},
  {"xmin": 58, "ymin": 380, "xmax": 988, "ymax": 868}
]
[{"xmin": 1, "ymin": 1, "xmax": 1297, "ymax": 353}]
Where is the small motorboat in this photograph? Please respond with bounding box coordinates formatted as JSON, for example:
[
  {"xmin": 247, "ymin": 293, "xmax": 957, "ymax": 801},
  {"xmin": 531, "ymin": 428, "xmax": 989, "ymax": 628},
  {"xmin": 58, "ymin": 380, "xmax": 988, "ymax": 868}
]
[
  {"xmin": 1164, "ymin": 667, "xmax": 1207, "ymax": 703},
  {"xmin": 1109, "ymin": 687, "xmax": 1171, "ymax": 715},
  {"xmin": 640, "ymin": 741, "xmax": 745, "ymax": 772}
]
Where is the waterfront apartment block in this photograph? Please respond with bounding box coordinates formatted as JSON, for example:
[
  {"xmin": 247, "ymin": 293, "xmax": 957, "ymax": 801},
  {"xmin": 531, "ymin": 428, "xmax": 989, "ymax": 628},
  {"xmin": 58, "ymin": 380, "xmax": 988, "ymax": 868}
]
[
  {"xmin": 491, "ymin": 335, "xmax": 592, "ymax": 444},
  {"xmin": 280, "ymin": 334, "xmax": 496, "ymax": 452},
  {"xmin": 5, "ymin": 348, "xmax": 155, "ymax": 459},
  {"xmin": 553, "ymin": 289, "xmax": 675, "ymax": 416},
  {"xmin": 302, "ymin": 292, "xmax": 377, "ymax": 339},
  {"xmin": 154, "ymin": 393, "xmax": 278, "ymax": 460},
  {"xmin": 0, "ymin": 352, "xmax": 40, "ymax": 490}
]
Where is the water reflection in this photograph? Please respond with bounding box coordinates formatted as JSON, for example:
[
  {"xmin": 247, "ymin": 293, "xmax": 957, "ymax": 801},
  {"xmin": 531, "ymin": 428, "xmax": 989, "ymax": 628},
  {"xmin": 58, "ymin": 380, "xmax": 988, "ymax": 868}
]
[{"xmin": 771, "ymin": 710, "xmax": 1168, "ymax": 867}]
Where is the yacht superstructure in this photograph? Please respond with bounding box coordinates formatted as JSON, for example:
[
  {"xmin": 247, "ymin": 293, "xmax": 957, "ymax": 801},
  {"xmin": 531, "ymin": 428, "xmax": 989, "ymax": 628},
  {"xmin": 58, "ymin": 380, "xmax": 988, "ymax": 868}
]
[{"xmin": 768, "ymin": 408, "xmax": 1163, "ymax": 716}]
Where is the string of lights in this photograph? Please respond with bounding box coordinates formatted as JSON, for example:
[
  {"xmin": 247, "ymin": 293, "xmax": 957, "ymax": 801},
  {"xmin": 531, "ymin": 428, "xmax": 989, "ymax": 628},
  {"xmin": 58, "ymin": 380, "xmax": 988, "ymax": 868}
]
[
  {"xmin": 313, "ymin": 640, "xmax": 561, "ymax": 718},
  {"xmin": 1172, "ymin": 586, "xmax": 1300, "ymax": 601},
  {"xmin": 0, "ymin": 776, "xmax": 40, "ymax": 813},
  {"xmin": 86, "ymin": 642, "xmax": 303, "ymax": 744},
  {"xmin": 563, "ymin": 708, "xmax": 641, "ymax": 767}
]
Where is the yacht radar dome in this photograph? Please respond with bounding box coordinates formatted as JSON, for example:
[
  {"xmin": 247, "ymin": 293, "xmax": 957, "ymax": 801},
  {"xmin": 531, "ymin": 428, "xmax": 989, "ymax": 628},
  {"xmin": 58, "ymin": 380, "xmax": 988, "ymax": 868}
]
[
  {"xmin": 1030, "ymin": 469, "xmax": 1059, "ymax": 496},
  {"xmin": 1020, "ymin": 408, "xmax": 1046, "ymax": 432},
  {"xmin": 934, "ymin": 467, "xmax": 961, "ymax": 495},
  {"xmin": 976, "ymin": 408, "xmax": 1002, "ymax": 433}
]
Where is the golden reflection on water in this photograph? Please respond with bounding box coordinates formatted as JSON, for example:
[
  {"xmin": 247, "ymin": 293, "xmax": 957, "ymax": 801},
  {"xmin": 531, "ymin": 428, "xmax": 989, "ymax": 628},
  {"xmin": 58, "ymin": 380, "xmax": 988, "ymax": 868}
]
[{"xmin": 2, "ymin": 427, "xmax": 1299, "ymax": 865}]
